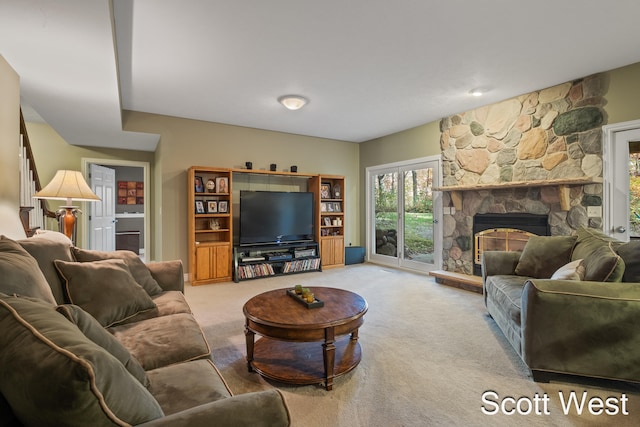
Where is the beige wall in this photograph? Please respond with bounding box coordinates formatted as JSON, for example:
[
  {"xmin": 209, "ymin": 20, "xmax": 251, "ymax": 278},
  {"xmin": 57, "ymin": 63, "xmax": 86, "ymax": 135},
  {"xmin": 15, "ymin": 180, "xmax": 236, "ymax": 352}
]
[
  {"xmin": 25, "ymin": 122, "xmax": 155, "ymax": 251},
  {"xmin": 11, "ymin": 58, "xmax": 640, "ymax": 274},
  {"xmin": 122, "ymin": 111, "xmax": 360, "ymax": 266},
  {"xmin": 0, "ymin": 56, "xmax": 20, "ymax": 208},
  {"xmin": 603, "ymin": 61, "xmax": 640, "ymax": 124},
  {"xmin": 357, "ymin": 61, "xmax": 640, "ymax": 252},
  {"xmin": 357, "ymin": 120, "xmax": 441, "ymax": 245}
]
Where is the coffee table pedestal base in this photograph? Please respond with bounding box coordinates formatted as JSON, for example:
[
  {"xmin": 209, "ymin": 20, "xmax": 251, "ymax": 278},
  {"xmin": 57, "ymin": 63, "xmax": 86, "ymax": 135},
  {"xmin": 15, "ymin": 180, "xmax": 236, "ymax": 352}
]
[{"xmin": 249, "ymin": 337, "xmax": 361, "ymax": 390}]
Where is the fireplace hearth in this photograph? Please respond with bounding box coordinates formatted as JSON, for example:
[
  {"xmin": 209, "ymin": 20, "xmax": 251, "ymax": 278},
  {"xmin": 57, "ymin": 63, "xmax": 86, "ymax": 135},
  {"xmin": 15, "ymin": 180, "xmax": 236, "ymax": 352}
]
[{"xmin": 472, "ymin": 213, "xmax": 550, "ymax": 276}]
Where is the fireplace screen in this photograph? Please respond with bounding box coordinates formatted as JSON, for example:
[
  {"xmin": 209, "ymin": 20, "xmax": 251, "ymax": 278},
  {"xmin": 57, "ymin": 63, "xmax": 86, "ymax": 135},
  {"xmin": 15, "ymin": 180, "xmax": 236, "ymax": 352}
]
[{"xmin": 474, "ymin": 228, "xmax": 535, "ymax": 265}]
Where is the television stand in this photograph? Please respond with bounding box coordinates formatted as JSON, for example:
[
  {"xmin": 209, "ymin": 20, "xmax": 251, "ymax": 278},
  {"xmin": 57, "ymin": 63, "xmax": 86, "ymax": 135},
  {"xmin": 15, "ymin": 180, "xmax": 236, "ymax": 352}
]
[{"xmin": 233, "ymin": 242, "xmax": 321, "ymax": 282}]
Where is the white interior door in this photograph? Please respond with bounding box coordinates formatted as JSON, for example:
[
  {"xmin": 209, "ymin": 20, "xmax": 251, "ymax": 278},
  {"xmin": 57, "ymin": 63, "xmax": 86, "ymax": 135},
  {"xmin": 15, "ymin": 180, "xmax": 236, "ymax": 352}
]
[{"xmin": 88, "ymin": 164, "xmax": 116, "ymax": 251}]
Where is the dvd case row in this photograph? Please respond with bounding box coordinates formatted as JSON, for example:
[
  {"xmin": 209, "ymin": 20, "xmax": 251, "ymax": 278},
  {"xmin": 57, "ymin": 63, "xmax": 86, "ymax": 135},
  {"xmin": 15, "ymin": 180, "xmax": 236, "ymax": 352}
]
[
  {"xmin": 236, "ymin": 263, "xmax": 275, "ymax": 279},
  {"xmin": 282, "ymin": 258, "xmax": 321, "ymax": 274}
]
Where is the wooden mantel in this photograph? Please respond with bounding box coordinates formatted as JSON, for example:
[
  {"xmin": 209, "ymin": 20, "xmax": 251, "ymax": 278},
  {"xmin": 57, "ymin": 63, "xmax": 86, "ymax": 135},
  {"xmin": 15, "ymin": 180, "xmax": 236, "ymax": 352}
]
[{"xmin": 434, "ymin": 177, "xmax": 603, "ymax": 211}]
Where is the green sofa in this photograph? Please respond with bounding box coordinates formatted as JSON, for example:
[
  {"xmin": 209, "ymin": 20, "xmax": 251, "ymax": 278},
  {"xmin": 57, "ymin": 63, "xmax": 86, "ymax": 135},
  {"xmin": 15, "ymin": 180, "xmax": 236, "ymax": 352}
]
[
  {"xmin": 0, "ymin": 230, "xmax": 291, "ymax": 427},
  {"xmin": 482, "ymin": 226, "xmax": 640, "ymax": 384}
]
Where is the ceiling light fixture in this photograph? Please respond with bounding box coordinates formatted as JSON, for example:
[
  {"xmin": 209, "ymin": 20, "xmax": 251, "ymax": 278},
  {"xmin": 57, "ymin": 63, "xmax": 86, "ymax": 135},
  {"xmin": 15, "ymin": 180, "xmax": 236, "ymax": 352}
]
[
  {"xmin": 278, "ymin": 95, "xmax": 308, "ymax": 110},
  {"xmin": 469, "ymin": 88, "xmax": 485, "ymax": 97}
]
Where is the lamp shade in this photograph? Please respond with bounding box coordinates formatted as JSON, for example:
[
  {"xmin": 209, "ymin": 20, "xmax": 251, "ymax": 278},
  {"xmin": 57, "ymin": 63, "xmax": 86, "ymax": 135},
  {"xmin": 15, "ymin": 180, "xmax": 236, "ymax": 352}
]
[{"xmin": 33, "ymin": 170, "xmax": 100, "ymax": 206}]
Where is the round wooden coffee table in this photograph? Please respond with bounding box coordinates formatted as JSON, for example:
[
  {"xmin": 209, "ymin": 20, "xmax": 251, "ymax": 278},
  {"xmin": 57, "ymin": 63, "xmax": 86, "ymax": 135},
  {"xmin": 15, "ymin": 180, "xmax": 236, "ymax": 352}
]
[{"xmin": 243, "ymin": 287, "xmax": 367, "ymax": 390}]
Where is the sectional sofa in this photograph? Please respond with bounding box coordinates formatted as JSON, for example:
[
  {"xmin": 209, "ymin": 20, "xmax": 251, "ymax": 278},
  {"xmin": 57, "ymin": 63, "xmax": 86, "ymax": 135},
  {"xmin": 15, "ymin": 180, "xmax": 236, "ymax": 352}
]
[{"xmin": 0, "ymin": 229, "xmax": 291, "ymax": 426}]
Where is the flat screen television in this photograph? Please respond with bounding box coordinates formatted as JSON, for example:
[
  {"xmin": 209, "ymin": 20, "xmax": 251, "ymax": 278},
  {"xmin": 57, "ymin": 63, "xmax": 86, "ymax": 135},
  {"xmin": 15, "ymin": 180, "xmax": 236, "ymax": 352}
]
[{"xmin": 239, "ymin": 191, "xmax": 315, "ymax": 245}]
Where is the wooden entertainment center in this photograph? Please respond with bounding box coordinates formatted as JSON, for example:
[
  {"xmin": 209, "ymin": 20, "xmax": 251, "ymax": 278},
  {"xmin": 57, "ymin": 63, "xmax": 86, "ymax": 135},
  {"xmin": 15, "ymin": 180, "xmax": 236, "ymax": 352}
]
[{"xmin": 188, "ymin": 166, "xmax": 345, "ymax": 285}]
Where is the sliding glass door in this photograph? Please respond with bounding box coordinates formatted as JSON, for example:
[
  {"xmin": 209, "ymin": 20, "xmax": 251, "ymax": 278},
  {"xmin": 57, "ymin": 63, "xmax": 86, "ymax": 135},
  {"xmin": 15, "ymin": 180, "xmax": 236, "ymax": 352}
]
[{"xmin": 367, "ymin": 157, "xmax": 441, "ymax": 272}]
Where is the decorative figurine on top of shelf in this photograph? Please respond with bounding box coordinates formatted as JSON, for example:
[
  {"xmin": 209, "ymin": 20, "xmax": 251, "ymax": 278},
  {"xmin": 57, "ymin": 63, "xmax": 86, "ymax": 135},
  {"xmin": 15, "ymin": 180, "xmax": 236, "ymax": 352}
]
[
  {"xmin": 245, "ymin": 161, "xmax": 253, "ymax": 170},
  {"xmin": 209, "ymin": 219, "xmax": 220, "ymax": 230},
  {"xmin": 290, "ymin": 165, "xmax": 298, "ymax": 173},
  {"xmin": 206, "ymin": 179, "xmax": 215, "ymax": 193},
  {"xmin": 270, "ymin": 163, "xmax": 277, "ymax": 171}
]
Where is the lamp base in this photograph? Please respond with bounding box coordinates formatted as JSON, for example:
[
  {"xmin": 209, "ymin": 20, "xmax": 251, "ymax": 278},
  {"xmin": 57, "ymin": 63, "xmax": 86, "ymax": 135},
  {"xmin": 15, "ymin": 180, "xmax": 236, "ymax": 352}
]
[{"xmin": 56, "ymin": 206, "xmax": 80, "ymax": 244}]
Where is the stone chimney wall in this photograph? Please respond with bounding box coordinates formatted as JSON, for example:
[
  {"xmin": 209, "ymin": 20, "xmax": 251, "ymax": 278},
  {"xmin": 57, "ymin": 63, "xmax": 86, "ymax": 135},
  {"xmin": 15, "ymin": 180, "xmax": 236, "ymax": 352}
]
[{"xmin": 440, "ymin": 73, "xmax": 608, "ymax": 274}]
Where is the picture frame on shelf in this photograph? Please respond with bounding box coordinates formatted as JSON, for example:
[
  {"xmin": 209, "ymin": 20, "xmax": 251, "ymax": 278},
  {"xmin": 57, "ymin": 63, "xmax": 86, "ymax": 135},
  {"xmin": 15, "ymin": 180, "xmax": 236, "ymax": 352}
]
[
  {"xmin": 195, "ymin": 200, "xmax": 205, "ymax": 214},
  {"xmin": 321, "ymin": 202, "xmax": 328, "ymax": 212},
  {"xmin": 333, "ymin": 202, "xmax": 341, "ymax": 212},
  {"xmin": 320, "ymin": 182, "xmax": 332, "ymax": 199},
  {"xmin": 206, "ymin": 178, "xmax": 216, "ymax": 193},
  {"xmin": 195, "ymin": 176, "xmax": 204, "ymax": 193},
  {"xmin": 324, "ymin": 217, "xmax": 332, "ymax": 226},
  {"xmin": 332, "ymin": 183, "xmax": 341, "ymax": 198},
  {"xmin": 216, "ymin": 177, "xmax": 229, "ymax": 194},
  {"xmin": 206, "ymin": 200, "xmax": 217, "ymax": 213},
  {"xmin": 327, "ymin": 203, "xmax": 334, "ymax": 212},
  {"xmin": 218, "ymin": 201, "xmax": 228, "ymax": 213}
]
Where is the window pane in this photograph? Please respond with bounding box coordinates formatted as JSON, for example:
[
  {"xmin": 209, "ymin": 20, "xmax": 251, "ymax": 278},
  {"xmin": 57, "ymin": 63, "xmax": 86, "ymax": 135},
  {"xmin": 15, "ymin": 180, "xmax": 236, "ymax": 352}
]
[
  {"xmin": 402, "ymin": 168, "xmax": 434, "ymax": 264},
  {"xmin": 374, "ymin": 172, "xmax": 398, "ymax": 257}
]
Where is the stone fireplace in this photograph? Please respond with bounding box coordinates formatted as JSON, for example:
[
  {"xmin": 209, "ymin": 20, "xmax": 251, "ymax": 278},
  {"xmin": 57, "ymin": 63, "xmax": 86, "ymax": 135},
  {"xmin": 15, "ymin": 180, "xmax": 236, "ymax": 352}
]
[{"xmin": 437, "ymin": 73, "xmax": 607, "ymax": 275}]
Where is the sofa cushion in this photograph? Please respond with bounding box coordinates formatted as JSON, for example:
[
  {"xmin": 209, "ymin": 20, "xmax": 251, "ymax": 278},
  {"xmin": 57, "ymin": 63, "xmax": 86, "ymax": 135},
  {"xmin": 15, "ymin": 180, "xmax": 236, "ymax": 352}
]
[
  {"xmin": 56, "ymin": 304, "xmax": 149, "ymax": 387},
  {"xmin": 152, "ymin": 290, "xmax": 192, "ymax": 316},
  {"xmin": 571, "ymin": 227, "xmax": 622, "ymax": 261},
  {"xmin": 583, "ymin": 243, "xmax": 625, "ymax": 282},
  {"xmin": 514, "ymin": 235, "xmax": 577, "ymax": 279},
  {"xmin": 0, "ymin": 293, "xmax": 163, "ymax": 426},
  {"xmin": 0, "ymin": 236, "xmax": 56, "ymax": 304},
  {"xmin": 616, "ymin": 240, "xmax": 640, "ymax": 282},
  {"xmin": 484, "ymin": 275, "xmax": 531, "ymax": 355},
  {"xmin": 109, "ymin": 313, "xmax": 211, "ymax": 370},
  {"xmin": 17, "ymin": 236, "xmax": 74, "ymax": 304},
  {"xmin": 123, "ymin": 290, "xmax": 193, "ymax": 325},
  {"xmin": 72, "ymin": 247, "xmax": 164, "ymax": 296},
  {"xmin": 54, "ymin": 259, "xmax": 157, "ymax": 327},
  {"xmin": 146, "ymin": 359, "xmax": 232, "ymax": 416},
  {"xmin": 550, "ymin": 259, "xmax": 585, "ymax": 280}
]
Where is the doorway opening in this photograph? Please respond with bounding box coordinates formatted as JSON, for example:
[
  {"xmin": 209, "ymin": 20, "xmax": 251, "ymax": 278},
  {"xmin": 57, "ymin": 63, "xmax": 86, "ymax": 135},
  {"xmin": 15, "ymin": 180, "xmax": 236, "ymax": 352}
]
[
  {"xmin": 80, "ymin": 158, "xmax": 150, "ymax": 260},
  {"xmin": 603, "ymin": 120, "xmax": 640, "ymax": 242}
]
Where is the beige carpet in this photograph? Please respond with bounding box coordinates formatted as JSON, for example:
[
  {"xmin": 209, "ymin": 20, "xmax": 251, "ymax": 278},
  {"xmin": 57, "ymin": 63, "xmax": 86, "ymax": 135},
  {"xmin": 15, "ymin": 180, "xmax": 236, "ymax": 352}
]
[{"xmin": 184, "ymin": 264, "xmax": 640, "ymax": 426}]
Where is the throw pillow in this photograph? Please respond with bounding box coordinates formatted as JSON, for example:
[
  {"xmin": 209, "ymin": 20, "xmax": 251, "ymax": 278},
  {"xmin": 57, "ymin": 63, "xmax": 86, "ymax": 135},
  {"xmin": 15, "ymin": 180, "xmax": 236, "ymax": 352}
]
[
  {"xmin": 550, "ymin": 259, "xmax": 585, "ymax": 280},
  {"xmin": 583, "ymin": 243, "xmax": 626, "ymax": 282},
  {"xmin": 56, "ymin": 304, "xmax": 149, "ymax": 387},
  {"xmin": 515, "ymin": 235, "xmax": 577, "ymax": 279},
  {"xmin": 17, "ymin": 236, "xmax": 75, "ymax": 304},
  {"xmin": 54, "ymin": 259, "xmax": 157, "ymax": 327},
  {"xmin": 571, "ymin": 226, "xmax": 623, "ymax": 261},
  {"xmin": 0, "ymin": 293, "xmax": 163, "ymax": 426},
  {"xmin": 616, "ymin": 240, "xmax": 640, "ymax": 282},
  {"xmin": 0, "ymin": 236, "xmax": 56, "ymax": 304},
  {"xmin": 72, "ymin": 248, "xmax": 164, "ymax": 296}
]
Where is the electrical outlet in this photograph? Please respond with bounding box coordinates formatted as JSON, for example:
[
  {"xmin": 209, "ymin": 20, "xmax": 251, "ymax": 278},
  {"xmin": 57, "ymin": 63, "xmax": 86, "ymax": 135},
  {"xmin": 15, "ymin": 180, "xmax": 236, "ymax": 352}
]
[{"xmin": 587, "ymin": 206, "xmax": 602, "ymax": 217}]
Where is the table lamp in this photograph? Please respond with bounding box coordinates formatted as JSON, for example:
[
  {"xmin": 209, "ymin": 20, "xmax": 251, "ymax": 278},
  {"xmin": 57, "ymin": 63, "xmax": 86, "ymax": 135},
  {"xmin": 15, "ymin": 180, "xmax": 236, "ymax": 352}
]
[{"xmin": 33, "ymin": 170, "xmax": 101, "ymax": 244}]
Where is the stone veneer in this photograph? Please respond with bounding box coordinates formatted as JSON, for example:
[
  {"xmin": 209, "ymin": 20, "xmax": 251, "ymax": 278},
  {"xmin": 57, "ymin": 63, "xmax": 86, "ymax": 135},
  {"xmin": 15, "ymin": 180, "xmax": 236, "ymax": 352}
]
[{"xmin": 440, "ymin": 73, "xmax": 608, "ymax": 274}]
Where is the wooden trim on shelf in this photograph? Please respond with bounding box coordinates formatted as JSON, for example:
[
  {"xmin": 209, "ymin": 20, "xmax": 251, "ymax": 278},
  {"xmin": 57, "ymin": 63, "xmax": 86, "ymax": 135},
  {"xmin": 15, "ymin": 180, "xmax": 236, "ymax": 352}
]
[{"xmin": 230, "ymin": 168, "xmax": 316, "ymax": 178}]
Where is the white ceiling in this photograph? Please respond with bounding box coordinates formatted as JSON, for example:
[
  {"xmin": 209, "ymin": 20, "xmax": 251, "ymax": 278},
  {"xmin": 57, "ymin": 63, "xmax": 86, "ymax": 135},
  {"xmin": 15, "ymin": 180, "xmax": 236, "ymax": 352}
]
[{"xmin": 2, "ymin": 0, "xmax": 640, "ymax": 152}]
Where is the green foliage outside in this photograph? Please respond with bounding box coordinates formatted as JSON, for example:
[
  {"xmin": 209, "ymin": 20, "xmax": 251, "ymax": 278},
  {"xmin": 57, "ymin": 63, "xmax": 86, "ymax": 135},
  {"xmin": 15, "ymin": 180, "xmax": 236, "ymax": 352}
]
[
  {"xmin": 630, "ymin": 154, "xmax": 640, "ymax": 237},
  {"xmin": 374, "ymin": 170, "xmax": 434, "ymax": 257},
  {"xmin": 630, "ymin": 175, "xmax": 640, "ymax": 236}
]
